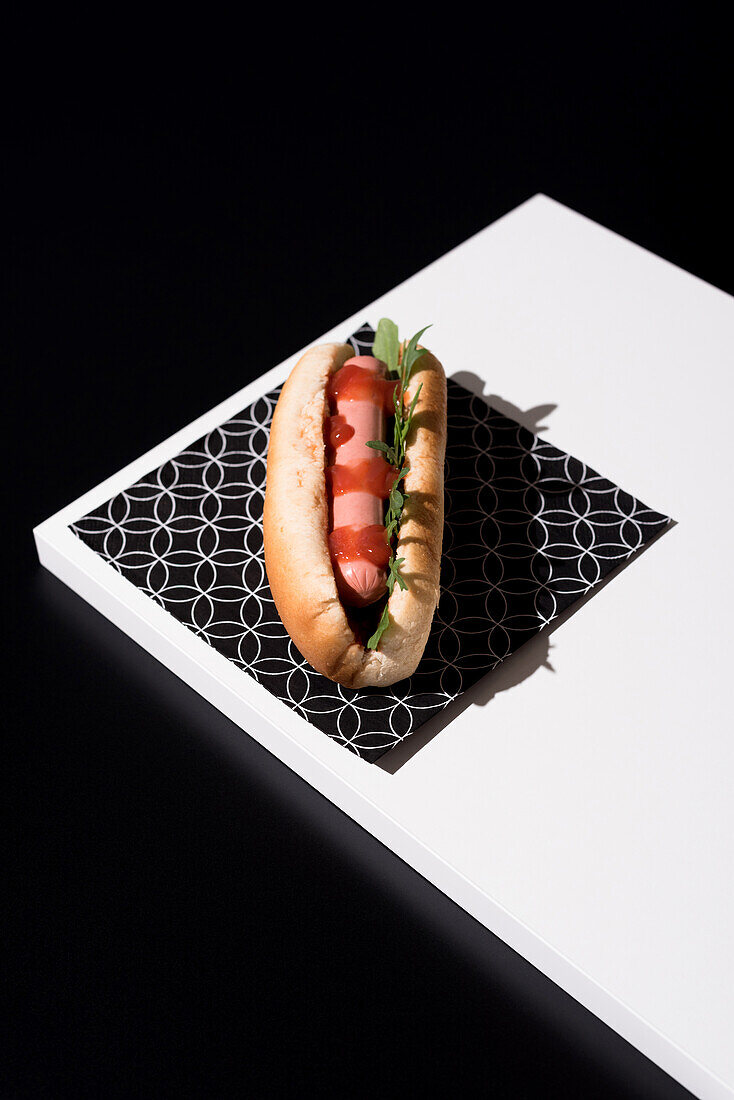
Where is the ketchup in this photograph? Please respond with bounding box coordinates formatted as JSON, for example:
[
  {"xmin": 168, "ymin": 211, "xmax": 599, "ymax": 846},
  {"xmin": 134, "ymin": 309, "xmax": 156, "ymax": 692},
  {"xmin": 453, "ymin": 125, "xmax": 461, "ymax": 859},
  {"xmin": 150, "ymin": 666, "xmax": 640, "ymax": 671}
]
[
  {"xmin": 326, "ymin": 414, "xmax": 355, "ymax": 450},
  {"xmin": 327, "ymin": 456, "xmax": 397, "ymax": 497},
  {"xmin": 327, "ymin": 362, "xmax": 399, "ymax": 415},
  {"xmin": 329, "ymin": 525, "xmax": 391, "ymax": 568}
]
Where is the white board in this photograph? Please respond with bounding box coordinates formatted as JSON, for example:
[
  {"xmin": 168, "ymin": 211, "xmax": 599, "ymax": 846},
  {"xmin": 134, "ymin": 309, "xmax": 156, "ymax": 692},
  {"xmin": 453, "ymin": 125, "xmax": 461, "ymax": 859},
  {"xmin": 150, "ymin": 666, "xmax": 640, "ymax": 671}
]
[{"xmin": 34, "ymin": 196, "xmax": 734, "ymax": 1100}]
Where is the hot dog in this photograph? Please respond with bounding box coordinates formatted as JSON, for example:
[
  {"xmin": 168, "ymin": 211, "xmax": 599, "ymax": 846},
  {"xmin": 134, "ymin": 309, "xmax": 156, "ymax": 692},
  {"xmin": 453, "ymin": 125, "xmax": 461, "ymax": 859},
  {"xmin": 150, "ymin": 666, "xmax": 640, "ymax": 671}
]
[{"xmin": 264, "ymin": 323, "xmax": 446, "ymax": 688}]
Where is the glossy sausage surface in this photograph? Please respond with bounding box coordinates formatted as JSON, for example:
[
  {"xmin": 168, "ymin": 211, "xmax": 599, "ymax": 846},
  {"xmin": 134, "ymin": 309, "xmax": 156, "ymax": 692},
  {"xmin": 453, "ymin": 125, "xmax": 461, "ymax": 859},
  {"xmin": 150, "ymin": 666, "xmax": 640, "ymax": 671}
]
[{"xmin": 326, "ymin": 356, "xmax": 394, "ymax": 607}]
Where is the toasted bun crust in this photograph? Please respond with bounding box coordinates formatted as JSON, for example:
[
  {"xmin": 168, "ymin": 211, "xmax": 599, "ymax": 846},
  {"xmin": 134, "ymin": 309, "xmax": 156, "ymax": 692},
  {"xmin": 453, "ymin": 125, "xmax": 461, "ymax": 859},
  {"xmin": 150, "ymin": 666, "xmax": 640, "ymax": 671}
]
[{"xmin": 263, "ymin": 341, "xmax": 447, "ymax": 688}]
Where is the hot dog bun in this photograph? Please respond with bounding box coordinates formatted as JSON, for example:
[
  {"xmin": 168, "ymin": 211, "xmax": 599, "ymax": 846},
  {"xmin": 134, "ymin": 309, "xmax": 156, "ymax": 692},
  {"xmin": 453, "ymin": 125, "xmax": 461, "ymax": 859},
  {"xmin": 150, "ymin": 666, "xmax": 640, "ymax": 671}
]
[{"xmin": 263, "ymin": 341, "xmax": 447, "ymax": 688}]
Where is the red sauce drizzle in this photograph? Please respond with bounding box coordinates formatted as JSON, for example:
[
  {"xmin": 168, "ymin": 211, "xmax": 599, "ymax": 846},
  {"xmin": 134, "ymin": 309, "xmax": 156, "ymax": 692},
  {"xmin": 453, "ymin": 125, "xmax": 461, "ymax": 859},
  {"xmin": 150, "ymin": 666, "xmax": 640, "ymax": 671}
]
[
  {"xmin": 329, "ymin": 525, "xmax": 391, "ymax": 567},
  {"xmin": 327, "ymin": 363, "xmax": 399, "ymax": 415},
  {"xmin": 327, "ymin": 456, "xmax": 397, "ymax": 497},
  {"xmin": 326, "ymin": 414, "xmax": 355, "ymax": 450}
]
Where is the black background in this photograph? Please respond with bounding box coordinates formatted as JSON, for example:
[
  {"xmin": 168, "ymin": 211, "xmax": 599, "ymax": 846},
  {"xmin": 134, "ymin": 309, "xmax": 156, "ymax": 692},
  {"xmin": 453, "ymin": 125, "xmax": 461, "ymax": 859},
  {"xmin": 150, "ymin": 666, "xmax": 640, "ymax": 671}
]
[{"xmin": 5, "ymin": 17, "xmax": 731, "ymax": 1099}]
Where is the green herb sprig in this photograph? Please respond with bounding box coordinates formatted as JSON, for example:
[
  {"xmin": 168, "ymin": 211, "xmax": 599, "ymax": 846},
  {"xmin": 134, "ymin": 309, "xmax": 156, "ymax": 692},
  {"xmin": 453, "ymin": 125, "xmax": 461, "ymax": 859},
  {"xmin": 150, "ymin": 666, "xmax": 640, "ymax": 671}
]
[{"xmin": 365, "ymin": 318, "xmax": 431, "ymax": 649}]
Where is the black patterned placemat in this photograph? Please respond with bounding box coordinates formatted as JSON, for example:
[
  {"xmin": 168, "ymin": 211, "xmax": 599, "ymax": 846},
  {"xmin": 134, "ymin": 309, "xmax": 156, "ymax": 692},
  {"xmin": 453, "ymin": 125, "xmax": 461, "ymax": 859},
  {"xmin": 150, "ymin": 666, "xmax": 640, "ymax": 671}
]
[{"xmin": 71, "ymin": 325, "xmax": 670, "ymax": 762}]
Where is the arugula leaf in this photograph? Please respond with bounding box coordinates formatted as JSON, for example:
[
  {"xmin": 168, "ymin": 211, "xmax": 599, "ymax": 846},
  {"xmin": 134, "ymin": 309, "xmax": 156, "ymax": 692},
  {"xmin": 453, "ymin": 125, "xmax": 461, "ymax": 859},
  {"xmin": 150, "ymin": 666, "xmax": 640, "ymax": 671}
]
[
  {"xmin": 373, "ymin": 318, "xmax": 400, "ymax": 376},
  {"xmin": 400, "ymin": 327, "xmax": 431, "ymax": 392},
  {"xmin": 389, "ymin": 486, "xmax": 404, "ymax": 513},
  {"xmin": 368, "ymin": 556, "xmax": 408, "ymax": 648},
  {"xmin": 407, "ymin": 382, "xmax": 423, "ymax": 420},
  {"xmin": 367, "ymin": 602, "xmax": 391, "ymax": 650},
  {"xmin": 391, "ymin": 558, "xmax": 407, "ymax": 592},
  {"xmin": 365, "ymin": 320, "xmax": 432, "ymax": 650},
  {"xmin": 366, "ymin": 439, "xmax": 397, "ymax": 464}
]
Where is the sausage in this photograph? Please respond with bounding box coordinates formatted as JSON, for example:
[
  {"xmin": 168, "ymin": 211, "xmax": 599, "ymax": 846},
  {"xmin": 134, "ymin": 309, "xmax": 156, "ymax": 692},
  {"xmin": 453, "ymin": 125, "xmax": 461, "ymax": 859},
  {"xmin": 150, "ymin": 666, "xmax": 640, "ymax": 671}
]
[{"xmin": 327, "ymin": 356, "xmax": 391, "ymax": 607}]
